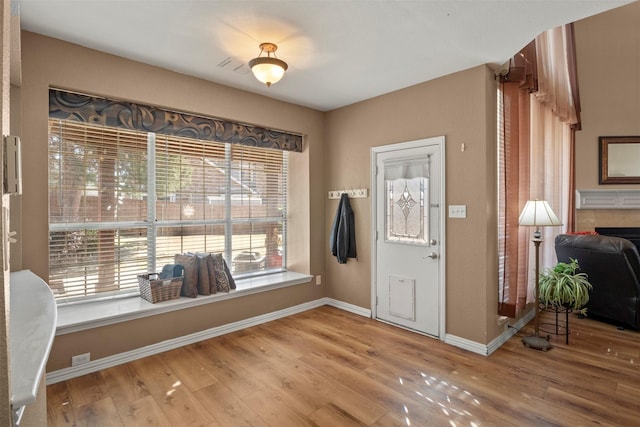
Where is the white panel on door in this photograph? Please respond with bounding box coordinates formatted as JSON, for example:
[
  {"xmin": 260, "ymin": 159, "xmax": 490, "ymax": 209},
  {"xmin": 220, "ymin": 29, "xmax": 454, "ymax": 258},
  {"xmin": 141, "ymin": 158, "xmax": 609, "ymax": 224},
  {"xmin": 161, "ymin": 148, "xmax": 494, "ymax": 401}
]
[{"xmin": 389, "ymin": 275, "xmax": 416, "ymax": 321}]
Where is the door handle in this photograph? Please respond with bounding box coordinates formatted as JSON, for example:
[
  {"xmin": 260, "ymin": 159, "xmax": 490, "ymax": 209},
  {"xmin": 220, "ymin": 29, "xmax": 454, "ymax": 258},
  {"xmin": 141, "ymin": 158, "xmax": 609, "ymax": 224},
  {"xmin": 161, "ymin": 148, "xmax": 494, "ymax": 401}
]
[{"xmin": 423, "ymin": 252, "xmax": 438, "ymax": 259}]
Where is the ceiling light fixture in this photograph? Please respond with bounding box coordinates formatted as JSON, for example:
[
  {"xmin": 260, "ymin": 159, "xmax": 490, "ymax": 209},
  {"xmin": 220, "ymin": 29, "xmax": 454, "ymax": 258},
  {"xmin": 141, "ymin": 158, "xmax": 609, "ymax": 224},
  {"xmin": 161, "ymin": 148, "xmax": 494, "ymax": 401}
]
[{"xmin": 249, "ymin": 42, "xmax": 288, "ymax": 88}]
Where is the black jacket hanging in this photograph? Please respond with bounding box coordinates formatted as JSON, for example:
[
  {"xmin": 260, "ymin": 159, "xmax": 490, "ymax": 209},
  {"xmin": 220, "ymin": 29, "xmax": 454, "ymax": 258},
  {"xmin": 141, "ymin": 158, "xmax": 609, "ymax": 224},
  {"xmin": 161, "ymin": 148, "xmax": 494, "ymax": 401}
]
[{"xmin": 330, "ymin": 193, "xmax": 357, "ymax": 264}]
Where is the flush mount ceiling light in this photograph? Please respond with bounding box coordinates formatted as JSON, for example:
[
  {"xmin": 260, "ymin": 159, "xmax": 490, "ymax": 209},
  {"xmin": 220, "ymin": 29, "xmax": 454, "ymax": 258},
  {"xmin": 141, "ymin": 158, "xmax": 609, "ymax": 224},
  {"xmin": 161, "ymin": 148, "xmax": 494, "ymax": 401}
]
[{"xmin": 249, "ymin": 42, "xmax": 288, "ymax": 88}]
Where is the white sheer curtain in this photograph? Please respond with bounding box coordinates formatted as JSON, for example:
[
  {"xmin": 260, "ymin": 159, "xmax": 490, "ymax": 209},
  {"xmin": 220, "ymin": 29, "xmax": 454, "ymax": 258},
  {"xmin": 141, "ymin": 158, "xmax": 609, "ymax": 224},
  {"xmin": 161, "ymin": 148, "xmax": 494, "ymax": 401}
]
[
  {"xmin": 534, "ymin": 27, "xmax": 578, "ymax": 124},
  {"xmin": 528, "ymin": 101, "xmax": 571, "ymax": 271}
]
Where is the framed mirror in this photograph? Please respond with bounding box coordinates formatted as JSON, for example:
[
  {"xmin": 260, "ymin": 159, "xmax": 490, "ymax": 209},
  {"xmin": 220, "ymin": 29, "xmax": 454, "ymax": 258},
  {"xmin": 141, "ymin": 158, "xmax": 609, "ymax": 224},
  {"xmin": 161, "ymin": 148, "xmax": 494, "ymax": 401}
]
[{"xmin": 599, "ymin": 136, "xmax": 640, "ymax": 184}]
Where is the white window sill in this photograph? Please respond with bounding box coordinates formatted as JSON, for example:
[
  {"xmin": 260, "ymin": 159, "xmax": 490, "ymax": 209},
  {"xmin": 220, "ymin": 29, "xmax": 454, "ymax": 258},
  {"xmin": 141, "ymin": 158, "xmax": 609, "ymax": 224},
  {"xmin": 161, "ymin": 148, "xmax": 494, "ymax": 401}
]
[{"xmin": 55, "ymin": 271, "xmax": 313, "ymax": 335}]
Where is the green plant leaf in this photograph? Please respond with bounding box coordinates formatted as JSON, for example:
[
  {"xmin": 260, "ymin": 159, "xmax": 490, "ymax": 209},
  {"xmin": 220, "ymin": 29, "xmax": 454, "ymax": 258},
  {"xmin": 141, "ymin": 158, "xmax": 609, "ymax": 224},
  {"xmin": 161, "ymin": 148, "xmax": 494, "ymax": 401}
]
[{"xmin": 537, "ymin": 259, "xmax": 592, "ymax": 310}]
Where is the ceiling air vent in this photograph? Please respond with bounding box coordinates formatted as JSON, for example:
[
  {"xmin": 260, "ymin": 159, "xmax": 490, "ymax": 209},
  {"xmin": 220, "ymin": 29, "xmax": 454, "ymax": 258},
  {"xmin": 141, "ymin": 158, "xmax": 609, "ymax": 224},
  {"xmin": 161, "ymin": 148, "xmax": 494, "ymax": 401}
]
[{"xmin": 217, "ymin": 57, "xmax": 250, "ymax": 74}]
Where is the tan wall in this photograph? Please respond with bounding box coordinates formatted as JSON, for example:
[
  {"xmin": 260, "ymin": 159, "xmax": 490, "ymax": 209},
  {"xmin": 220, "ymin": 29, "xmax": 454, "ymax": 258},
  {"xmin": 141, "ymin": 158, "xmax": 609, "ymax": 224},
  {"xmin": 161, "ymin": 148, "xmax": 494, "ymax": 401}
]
[
  {"xmin": 576, "ymin": 209, "xmax": 640, "ymax": 231},
  {"xmin": 20, "ymin": 32, "xmax": 327, "ymax": 371},
  {"xmin": 24, "ymin": 30, "xmax": 510, "ymax": 370},
  {"xmin": 574, "ymin": 1, "xmax": 640, "ymax": 229},
  {"xmin": 325, "ymin": 66, "xmax": 502, "ymax": 344}
]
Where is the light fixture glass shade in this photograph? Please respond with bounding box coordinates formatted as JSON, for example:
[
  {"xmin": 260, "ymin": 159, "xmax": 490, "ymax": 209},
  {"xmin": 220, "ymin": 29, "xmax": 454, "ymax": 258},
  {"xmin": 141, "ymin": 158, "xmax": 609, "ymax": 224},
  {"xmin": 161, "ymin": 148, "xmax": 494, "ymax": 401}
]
[
  {"xmin": 249, "ymin": 43, "xmax": 288, "ymax": 87},
  {"xmin": 249, "ymin": 57, "xmax": 288, "ymax": 87},
  {"xmin": 518, "ymin": 200, "xmax": 562, "ymax": 226}
]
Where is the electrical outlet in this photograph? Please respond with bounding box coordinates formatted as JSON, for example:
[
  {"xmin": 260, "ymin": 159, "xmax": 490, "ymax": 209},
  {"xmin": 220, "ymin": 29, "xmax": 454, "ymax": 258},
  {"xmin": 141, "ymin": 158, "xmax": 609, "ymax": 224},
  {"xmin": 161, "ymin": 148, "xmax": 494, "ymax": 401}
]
[
  {"xmin": 316, "ymin": 275, "xmax": 322, "ymax": 285},
  {"xmin": 71, "ymin": 352, "xmax": 90, "ymax": 366},
  {"xmin": 448, "ymin": 204, "xmax": 467, "ymax": 218}
]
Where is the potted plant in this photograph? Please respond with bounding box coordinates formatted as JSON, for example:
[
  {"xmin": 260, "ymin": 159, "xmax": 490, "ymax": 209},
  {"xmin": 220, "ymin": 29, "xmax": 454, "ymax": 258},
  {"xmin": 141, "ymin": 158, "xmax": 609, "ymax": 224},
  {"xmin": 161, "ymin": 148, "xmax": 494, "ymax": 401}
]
[{"xmin": 538, "ymin": 258, "xmax": 593, "ymax": 312}]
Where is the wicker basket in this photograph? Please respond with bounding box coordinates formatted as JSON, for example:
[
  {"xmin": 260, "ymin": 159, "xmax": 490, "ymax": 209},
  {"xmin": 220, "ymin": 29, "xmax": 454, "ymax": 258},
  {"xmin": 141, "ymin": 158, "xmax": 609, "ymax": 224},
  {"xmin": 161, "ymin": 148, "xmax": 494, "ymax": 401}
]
[{"xmin": 138, "ymin": 273, "xmax": 182, "ymax": 303}]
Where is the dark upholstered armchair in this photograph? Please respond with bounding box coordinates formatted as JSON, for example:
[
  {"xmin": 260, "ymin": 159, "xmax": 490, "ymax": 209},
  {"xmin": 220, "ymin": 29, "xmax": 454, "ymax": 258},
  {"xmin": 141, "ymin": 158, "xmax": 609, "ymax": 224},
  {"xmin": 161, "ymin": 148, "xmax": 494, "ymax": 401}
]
[{"xmin": 555, "ymin": 234, "xmax": 640, "ymax": 329}]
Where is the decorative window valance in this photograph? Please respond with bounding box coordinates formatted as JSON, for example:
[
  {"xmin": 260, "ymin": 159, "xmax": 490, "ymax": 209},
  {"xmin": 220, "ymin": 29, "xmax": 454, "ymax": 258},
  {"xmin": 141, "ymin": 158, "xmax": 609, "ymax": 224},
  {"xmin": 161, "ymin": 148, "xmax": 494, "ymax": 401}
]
[{"xmin": 48, "ymin": 89, "xmax": 303, "ymax": 152}]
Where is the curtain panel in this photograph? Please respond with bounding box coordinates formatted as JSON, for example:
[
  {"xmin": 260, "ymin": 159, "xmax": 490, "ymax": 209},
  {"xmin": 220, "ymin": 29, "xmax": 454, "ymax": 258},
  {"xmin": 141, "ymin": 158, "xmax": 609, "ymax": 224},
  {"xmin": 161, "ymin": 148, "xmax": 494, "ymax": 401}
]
[
  {"xmin": 498, "ymin": 81, "xmax": 532, "ymax": 318},
  {"xmin": 498, "ymin": 24, "xmax": 579, "ymax": 318},
  {"xmin": 49, "ymin": 89, "xmax": 304, "ymax": 153}
]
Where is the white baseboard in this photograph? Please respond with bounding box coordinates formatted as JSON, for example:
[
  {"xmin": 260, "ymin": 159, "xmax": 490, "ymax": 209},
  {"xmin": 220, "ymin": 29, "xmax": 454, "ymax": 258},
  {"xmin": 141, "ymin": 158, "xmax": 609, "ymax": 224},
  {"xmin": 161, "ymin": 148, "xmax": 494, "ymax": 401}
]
[
  {"xmin": 47, "ymin": 298, "xmax": 328, "ymax": 384},
  {"xmin": 486, "ymin": 309, "xmax": 534, "ymax": 355},
  {"xmin": 445, "ymin": 309, "xmax": 534, "ymax": 356},
  {"xmin": 324, "ymin": 297, "xmax": 372, "ymax": 318},
  {"xmin": 46, "ymin": 298, "xmax": 527, "ymax": 384},
  {"xmin": 48, "ymin": 298, "xmax": 372, "ymax": 384},
  {"xmin": 444, "ymin": 334, "xmax": 488, "ymax": 355}
]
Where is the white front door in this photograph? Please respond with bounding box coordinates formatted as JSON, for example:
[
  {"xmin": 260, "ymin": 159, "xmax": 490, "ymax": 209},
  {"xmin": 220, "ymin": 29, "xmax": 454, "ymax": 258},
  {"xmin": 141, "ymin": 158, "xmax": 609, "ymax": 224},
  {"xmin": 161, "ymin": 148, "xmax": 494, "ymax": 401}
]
[{"xmin": 372, "ymin": 137, "xmax": 444, "ymax": 337}]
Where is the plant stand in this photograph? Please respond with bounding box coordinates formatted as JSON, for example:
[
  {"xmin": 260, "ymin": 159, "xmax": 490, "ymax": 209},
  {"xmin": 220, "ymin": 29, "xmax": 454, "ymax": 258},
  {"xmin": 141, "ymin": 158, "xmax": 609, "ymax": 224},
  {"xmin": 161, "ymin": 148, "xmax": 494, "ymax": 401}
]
[{"xmin": 540, "ymin": 305, "xmax": 570, "ymax": 344}]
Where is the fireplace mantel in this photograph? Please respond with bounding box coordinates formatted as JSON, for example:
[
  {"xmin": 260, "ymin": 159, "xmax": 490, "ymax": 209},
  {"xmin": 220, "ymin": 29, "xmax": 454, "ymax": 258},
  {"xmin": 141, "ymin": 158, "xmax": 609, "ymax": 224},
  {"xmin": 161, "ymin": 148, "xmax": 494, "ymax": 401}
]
[{"xmin": 576, "ymin": 189, "xmax": 640, "ymax": 209}]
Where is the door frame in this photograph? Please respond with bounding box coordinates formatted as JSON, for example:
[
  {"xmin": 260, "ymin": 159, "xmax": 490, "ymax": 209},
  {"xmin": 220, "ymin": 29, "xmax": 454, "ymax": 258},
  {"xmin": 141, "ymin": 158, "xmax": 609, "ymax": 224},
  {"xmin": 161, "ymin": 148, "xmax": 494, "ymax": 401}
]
[{"xmin": 370, "ymin": 136, "xmax": 446, "ymax": 340}]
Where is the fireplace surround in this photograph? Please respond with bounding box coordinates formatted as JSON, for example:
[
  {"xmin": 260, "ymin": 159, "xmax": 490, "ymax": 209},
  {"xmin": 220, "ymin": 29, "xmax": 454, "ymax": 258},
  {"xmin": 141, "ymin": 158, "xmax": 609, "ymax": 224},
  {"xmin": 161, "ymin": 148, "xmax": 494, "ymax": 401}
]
[{"xmin": 575, "ymin": 189, "xmax": 640, "ymax": 235}]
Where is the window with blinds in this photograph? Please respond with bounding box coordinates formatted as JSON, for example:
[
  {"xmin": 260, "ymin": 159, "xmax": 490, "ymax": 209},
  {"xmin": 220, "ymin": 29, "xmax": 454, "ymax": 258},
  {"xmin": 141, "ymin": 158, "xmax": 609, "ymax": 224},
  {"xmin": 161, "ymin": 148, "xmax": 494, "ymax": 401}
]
[{"xmin": 48, "ymin": 119, "xmax": 287, "ymax": 303}]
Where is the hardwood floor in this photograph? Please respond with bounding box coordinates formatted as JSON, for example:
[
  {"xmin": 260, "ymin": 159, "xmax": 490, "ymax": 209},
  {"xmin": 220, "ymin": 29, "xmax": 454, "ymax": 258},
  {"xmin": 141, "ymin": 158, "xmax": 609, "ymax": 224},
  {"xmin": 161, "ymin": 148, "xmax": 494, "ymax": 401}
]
[{"xmin": 46, "ymin": 306, "xmax": 640, "ymax": 426}]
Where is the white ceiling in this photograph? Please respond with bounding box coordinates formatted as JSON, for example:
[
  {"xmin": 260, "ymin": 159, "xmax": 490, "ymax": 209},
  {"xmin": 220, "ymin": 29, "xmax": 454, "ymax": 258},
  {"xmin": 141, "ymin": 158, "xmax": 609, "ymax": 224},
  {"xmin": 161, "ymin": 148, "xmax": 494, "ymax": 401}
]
[{"xmin": 18, "ymin": 0, "xmax": 635, "ymax": 112}]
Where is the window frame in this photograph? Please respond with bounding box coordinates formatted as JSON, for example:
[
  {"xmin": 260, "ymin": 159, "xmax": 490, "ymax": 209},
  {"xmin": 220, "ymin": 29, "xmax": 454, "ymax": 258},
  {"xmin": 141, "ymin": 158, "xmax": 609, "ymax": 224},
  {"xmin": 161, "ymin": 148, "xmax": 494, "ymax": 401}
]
[{"xmin": 48, "ymin": 118, "xmax": 288, "ymax": 304}]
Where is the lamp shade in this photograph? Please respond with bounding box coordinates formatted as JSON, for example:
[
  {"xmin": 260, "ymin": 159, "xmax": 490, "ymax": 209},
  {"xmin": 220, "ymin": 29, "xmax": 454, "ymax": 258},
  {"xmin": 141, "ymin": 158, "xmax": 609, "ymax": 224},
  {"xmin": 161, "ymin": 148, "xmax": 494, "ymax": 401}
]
[
  {"xmin": 518, "ymin": 200, "xmax": 562, "ymax": 227},
  {"xmin": 249, "ymin": 57, "xmax": 287, "ymax": 87},
  {"xmin": 249, "ymin": 43, "xmax": 288, "ymax": 87}
]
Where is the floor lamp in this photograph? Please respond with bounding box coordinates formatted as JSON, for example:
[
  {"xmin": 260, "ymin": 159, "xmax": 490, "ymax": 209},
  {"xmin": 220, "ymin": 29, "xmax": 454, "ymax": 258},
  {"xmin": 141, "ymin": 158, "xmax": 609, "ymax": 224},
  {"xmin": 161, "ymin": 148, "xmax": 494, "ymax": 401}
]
[{"xmin": 518, "ymin": 200, "xmax": 562, "ymax": 351}]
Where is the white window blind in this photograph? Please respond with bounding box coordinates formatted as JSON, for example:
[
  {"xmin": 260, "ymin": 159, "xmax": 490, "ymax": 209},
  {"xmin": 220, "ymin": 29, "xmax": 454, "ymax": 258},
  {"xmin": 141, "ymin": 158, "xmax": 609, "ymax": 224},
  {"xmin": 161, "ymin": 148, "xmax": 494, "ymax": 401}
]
[{"xmin": 48, "ymin": 118, "xmax": 287, "ymax": 303}]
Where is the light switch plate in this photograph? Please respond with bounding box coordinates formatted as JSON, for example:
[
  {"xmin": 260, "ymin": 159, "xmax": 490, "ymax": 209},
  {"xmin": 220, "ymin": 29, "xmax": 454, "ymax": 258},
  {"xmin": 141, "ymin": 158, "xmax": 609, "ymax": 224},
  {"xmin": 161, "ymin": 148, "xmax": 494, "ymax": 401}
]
[{"xmin": 448, "ymin": 205, "xmax": 467, "ymax": 218}]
